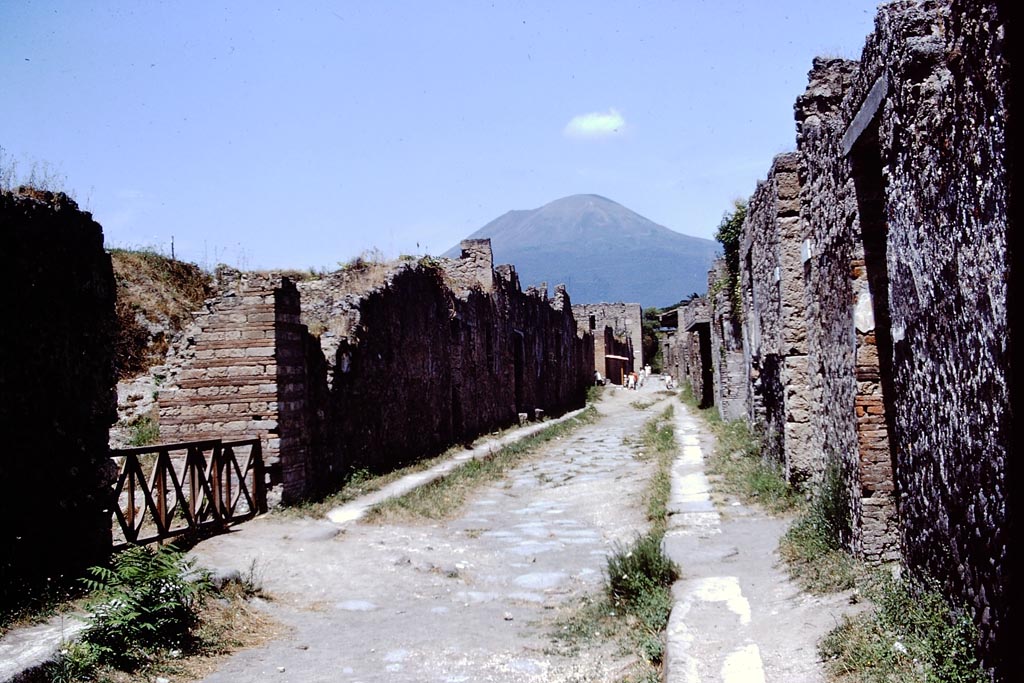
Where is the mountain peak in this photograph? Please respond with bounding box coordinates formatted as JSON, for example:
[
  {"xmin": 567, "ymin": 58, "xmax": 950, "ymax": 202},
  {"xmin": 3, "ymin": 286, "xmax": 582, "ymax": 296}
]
[{"xmin": 443, "ymin": 195, "xmax": 718, "ymax": 307}]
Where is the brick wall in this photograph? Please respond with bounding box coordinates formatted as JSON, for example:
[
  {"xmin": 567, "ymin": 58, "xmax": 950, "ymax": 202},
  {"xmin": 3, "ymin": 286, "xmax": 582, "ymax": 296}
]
[
  {"xmin": 159, "ymin": 240, "xmax": 593, "ymax": 500},
  {"xmin": 158, "ymin": 270, "xmax": 324, "ymax": 503}
]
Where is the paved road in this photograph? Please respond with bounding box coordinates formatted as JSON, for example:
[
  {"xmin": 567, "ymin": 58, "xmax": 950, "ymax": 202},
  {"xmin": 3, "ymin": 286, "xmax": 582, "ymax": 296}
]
[
  {"xmin": 0, "ymin": 381, "xmax": 856, "ymax": 682},
  {"xmin": 191, "ymin": 383, "xmax": 670, "ymax": 682}
]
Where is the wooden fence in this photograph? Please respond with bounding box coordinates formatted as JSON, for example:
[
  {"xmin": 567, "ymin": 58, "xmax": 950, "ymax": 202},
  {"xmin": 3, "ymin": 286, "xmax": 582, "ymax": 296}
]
[{"xmin": 109, "ymin": 438, "xmax": 266, "ymax": 548}]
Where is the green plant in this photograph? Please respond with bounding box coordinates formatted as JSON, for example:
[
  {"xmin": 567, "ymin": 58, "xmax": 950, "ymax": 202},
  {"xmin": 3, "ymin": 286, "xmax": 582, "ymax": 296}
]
[
  {"xmin": 126, "ymin": 414, "xmax": 160, "ymax": 447},
  {"xmin": 43, "ymin": 641, "xmax": 101, "ymax": 683},
  {"xmin": 820, "ymin": 572, "xmax": 987, "ymax": 683},
  {"xmin": 638, "ymin": 407, "xmax": 676, "ymax": 533},
  {"xmin": 78, "ymin": 544, "xmax": 212, "ymax": 669},
  {"xmin": 713, "ymin": 199, "xmax": 748, "ymax": 320},
  {"xmin": 700, "ymin": 416, "xmax": 798, "ymax": 514},
  {"xmin": 779, "ymin": 460, "xmax": 862, "ymax": 593},
  {"xmin": 605, "ymin": 532, "xmax": 680, "ymax": 666}
]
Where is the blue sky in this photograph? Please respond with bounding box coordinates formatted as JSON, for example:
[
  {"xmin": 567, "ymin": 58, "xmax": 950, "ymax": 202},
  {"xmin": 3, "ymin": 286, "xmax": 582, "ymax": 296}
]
[{"xmin": 2, "ymin": 1, "xmax": 880, "ymax": 272}]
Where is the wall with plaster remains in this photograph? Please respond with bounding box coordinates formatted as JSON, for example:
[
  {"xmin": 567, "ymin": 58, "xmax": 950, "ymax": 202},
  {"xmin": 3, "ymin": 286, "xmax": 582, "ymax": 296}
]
[{"xmin": 1, "ymin": 189, "xmax": 118, "ymax": 605}]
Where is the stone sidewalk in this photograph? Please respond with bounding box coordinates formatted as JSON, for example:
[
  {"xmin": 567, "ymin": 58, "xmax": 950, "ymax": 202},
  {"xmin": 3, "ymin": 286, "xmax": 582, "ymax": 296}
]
[{"xmin": 663, "ymin": 404, "xmax": 854, "ymax": 683}]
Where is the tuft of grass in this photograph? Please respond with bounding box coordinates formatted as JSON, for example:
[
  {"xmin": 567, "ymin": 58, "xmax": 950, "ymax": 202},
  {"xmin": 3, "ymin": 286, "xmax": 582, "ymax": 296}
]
[
  {"xmin": 605, "ymin": 533, "xmax": 680, "ymax": 668},
  {"xmin": 638, "ymin": 406, "xmax": 676, "ymax": 534},
  {"xmin": 125, "ymin": 413, "xmax": 160, "ymax": 447},
  {"xmin": 695, "ymin": 411, "xmax": 798, "ymax": 514},
  {"xmin": 779, "ymin": 461, "xmax": 863, "ymax": 593},
  {"xmin": 363, "ymin": 407, "xmax": 599, "ymax": 522},
  {"xmin": 820, "ymin": 572, "xmax": 987, "ymax": 683}
]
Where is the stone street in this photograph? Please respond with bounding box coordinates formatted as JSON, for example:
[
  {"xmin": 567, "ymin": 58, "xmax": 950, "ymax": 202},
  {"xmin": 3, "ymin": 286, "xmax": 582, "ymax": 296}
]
[{"xmin": 181, "ymin": 381, "xmax": 852, "ymax": 682}]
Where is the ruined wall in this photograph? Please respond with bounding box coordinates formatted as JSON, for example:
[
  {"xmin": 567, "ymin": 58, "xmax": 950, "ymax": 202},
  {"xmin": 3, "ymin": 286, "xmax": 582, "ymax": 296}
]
[
  {"xmin": 707, "ymin": 260, "xmax": 746, "ymax": 421},
  {"xmin": 572, "ymin": 302, "xmax": 644, "ymax": 373},
  {"xmin": 161, "ymin": 241, "xmax": 592, "ymax": 501},
  {"xmin": 325, "ymin": 246, "xmax": 592, "ymax": 476},
  {"xmin": 1, "ymin": 189, "xmax": 118, "ymax": 604},
  {"xmin": 158, "ymin": 270, "xmax": 324, "ymax": 503},
  {"xmin": 740, "ymin": 153, "xmax": 815, "ymax": 486},
  {"xmin": 847, "ymin": 0, "xmax": 1012, "ymax": 668},
  {"xmin": 724, "ymin": 0, "xmax": 1013, "ymax": 674},
  {"xmin": 675, "ymin": 299, "xmax": 713, "ymax": 407}
]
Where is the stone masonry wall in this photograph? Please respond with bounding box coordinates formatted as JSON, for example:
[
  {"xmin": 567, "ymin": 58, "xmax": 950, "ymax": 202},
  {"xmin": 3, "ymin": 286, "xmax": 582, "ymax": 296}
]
[
  {"xmin": 573, "ymin": 302, "xmax": 644, "ymax": 373},
  {"xmin": 708, "ymin": 260, "xmax": 746, "ymax": 421},
  {"xmin": 740, "ymin": 152, "xmax": 815, "ymax": 486},
  {"xmin": 717, "ymin": 0, "xmax": 1014, "ymax": 675},
  {"xmin": 1, "ymin": 189, "xmax": 118, "ymax": 605},
  {"xmin": 161, "ymin": 240, "xmax": 593, "ymax": 502},
  {"xmin": 849, "ymin": 0, "xmax": 1012, "ymax": 669}
]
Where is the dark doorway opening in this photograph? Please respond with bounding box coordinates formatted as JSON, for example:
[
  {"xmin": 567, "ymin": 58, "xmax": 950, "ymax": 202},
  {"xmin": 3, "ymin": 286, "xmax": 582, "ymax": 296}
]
[{"xmin": 850, "ymin": 117, "xmax": 900, "ymax": 500}]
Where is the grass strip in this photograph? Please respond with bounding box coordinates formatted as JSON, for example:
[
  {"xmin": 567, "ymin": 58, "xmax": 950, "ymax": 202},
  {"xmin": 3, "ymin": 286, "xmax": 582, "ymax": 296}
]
[
  {"xmin": 363, "ymin": 406, "xmax": 599, "ymax": 523},
  {"xmin": 678, "ymin": 386, "xmax": 797, "ymax": 514},
  {"xmin": 549, "ymin": 406, "xmax": 681, "ymax": 682}
]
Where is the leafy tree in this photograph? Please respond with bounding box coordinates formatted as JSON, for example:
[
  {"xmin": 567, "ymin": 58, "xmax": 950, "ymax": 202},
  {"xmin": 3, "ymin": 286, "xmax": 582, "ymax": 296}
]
[{"xmin": 714, "ymin": 199, "xmax": 748, "ymax": 320}]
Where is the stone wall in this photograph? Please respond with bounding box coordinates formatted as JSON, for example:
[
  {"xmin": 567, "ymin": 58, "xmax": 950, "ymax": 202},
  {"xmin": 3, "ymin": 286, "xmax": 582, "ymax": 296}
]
[
  {"xmin": 1, "ymin": 189, "xmax": 118, "ymax": 605},
  {"xmin": 159, "ymin": 240, "xmax": 593, "ymax": 501},
  {"xmin": 847, "ymin": 0, "xmax": 1012, "ymax": 669},
  {"xmin": 703, "ymin": 0, "xmax": 1014, "ymax": 675},
  {"xmin": 157, "ymin": 269, "xmax": 324, "ymax": 503},
  {"xmin": 573, "ymin": 302, "xmax": 644, "ymax": 374},
  {"xmin": 707, "ymin": 260, "xmax": 746, "ymax": 421},
  {"xmin": 739, "ymin": 152, "xmax": 815, "ymax": 486}
]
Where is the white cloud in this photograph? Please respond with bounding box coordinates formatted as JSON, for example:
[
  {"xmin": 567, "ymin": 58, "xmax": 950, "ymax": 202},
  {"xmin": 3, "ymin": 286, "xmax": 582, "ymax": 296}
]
[{"xmin": 563, "ymin": 108, "xmax": 626, "ymax": 139}]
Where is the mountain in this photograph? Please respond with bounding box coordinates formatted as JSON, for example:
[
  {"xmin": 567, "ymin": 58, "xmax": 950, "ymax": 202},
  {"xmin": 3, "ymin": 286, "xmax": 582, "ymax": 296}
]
[{"xmin": 442, "ymin": 194, "xmax": 719, "ymax": 308}]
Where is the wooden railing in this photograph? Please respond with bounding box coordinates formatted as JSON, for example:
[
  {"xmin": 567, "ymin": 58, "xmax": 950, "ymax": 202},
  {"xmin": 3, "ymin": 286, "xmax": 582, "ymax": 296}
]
[{"xmin": 109, "ymin": 438, "xmax": 266, "ymax": 548}]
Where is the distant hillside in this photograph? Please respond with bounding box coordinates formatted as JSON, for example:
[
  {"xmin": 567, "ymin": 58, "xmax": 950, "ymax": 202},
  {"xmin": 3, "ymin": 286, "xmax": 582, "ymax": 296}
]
[{"xmin": 443, "ymin": 195, "xmax": 717, "ymax": 307}]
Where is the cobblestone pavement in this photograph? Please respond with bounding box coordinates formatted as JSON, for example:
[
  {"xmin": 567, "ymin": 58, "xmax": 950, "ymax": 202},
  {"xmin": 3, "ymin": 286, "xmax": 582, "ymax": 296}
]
[{"xmin": 191, "ymin": 383, "xmax": 670, "ymax": 682}]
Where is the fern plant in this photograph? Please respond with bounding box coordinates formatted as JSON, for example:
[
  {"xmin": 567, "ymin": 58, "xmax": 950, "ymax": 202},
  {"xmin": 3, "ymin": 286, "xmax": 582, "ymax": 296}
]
[{"xmin": 80, "ymin": 544, "xmax": 211, "ymax": 668}]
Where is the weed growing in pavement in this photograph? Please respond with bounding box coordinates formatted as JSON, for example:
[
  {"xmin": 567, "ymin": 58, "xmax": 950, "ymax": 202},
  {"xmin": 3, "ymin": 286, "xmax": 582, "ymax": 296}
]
[
  {"xmin": 586, "ymin": 383, "xmax": 606, "ymax": 404},
  {"xmin": 596, "ymin": 406, "xmax": 680, "ymax": 670},
  {"xmin": 364, "ymin": 407, "xmax": 599, "ymax": 522},
  {"xmin": 605, "ymin": 533, "xmax": 680, "ymax": 668},
  {"xmin": 639, "ymin": 406, "xmax": 676, "ymax": 534},
  {"xmin": 684, "ymin": 395, "xmax": 797, "ymax": 514},
  {"xmin": 820, "ymin": 571, "xmax": 987, "ymax": 683}
]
